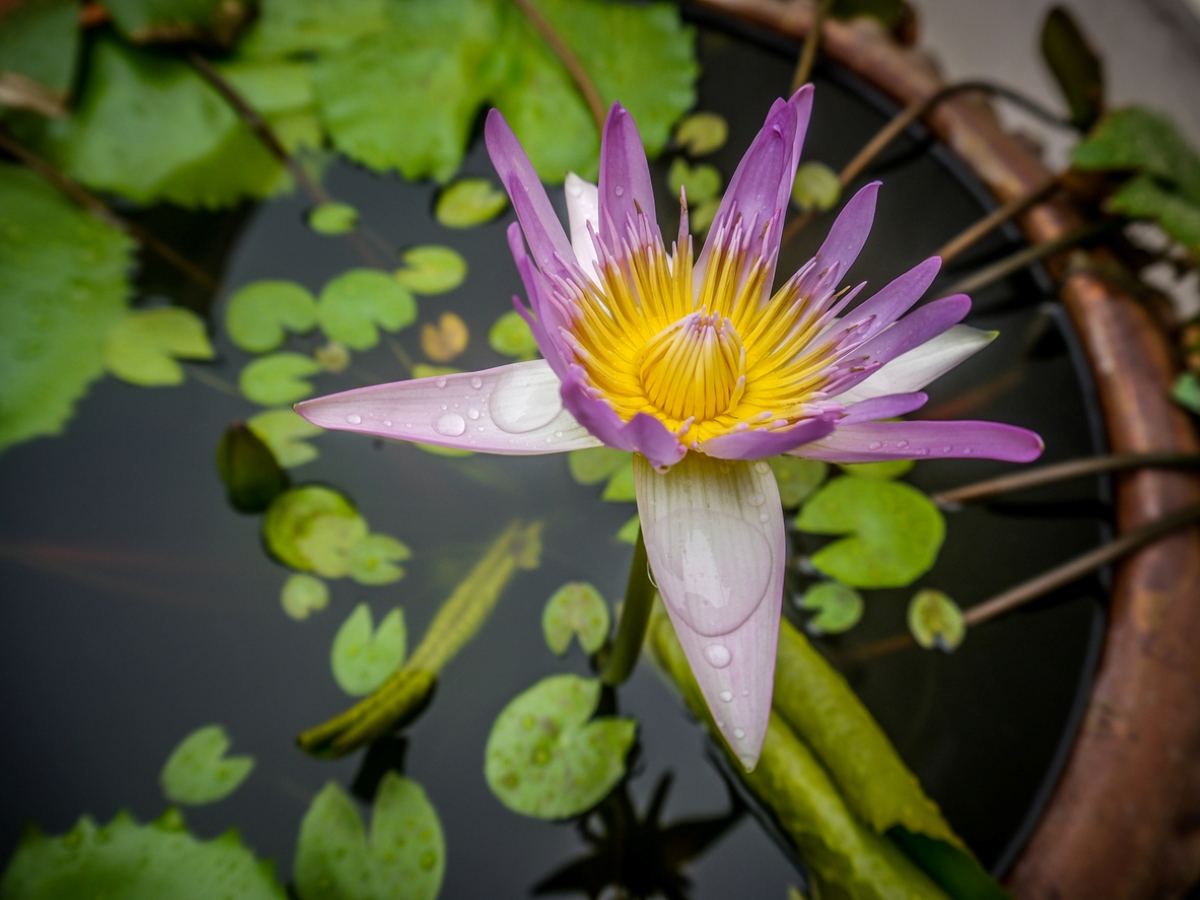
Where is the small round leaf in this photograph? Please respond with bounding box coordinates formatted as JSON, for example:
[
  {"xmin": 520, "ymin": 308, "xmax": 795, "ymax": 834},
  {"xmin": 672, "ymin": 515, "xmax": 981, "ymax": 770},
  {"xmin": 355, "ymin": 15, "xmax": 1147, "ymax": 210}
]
[
  {"xmin": 331, "ymin": 604, "xmax": 407, "ymax": 696},
  {"xmin": 307, "ymin": 202, "xmax": 359, "ymax": 235},
  {"xmin": 488, "ymin": 310, "xmax": 539, "ymax": 360},
  {"xmin": 567, "ymin": 447, "xmax": 631, "ymax": 485},
  {"xmin": 674, "ymin": 111, "xmax": 728, "ymax": 156},
  {"xmin": 768, "ymin": 456, "xmax": 828, "ymax": 509},
  {"xmin": 798, "ymin": 581, "xmax": 864, "ymax": 635},
  {"xmin": 262, "ymin": 486, "xmax": 364, "ymax": 572},
  {"xmin": 224, "ymin": 280, "xmax": 318, "ymax": 353},
  {"xmin": 295, "ymin": 514, "xmax": 369, "ymax": 578},
  {"xmin": 908, "ymin": 589, "xmax": 965, "ymax": 651},
  {"xmin": 791, "ymin": 161, "xmax": 841, "ymax": 212},
  {"xmin": 281, "ymin": 573, "xmax": 329, "ymax": 620},
  {"xmin": 348, "ymin": 533, "xmax": 411, "ymax": 585},
  {"xmin": 104, "ymin": 308, "xmax": 214, "ymax": 386},
  {"xmin": 542, "ymin": 582, "xmax": 611, "ymax": 656},
  {"xmin": 394, "ymin": 245, "xmax": 467, "ymax": 295},
  {"xmin": 419, "ymin": 312, "xmax": 468, "ymax": 363},
  {"xmin": 247, "ymin": 408, "xmax": 323, "ymax": 468},
  {"xmin": 838, "ymin": 459, "xmax": 915, "ymax": 480},
  {"xmin": 160, "ymin": 725, "xmax": 255, "ymax": 806},
  {"xmin": 317, "ymin": 269, "xmax": 417, "ymax": 350},
  {"xmin": 667, "ymin": 158, "xmax": 722, "ymax": 204},
  {"xmin": 238, "ymin": 352, "xmax": 321, "ymax": 406},
  {"xmin": 435, "ymin": 178, "xmax": 508, "ymax": 228}
]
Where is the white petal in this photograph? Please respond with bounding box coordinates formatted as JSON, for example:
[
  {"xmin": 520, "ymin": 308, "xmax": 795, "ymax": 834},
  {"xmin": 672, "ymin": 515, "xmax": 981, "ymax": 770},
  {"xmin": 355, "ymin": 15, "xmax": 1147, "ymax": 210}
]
[
  {"xmin": 295, "ymin": 360, "xmax": 601, "ymax": 455},
  {"xmin": 634, "ymin": 453, "xmax": 785, "ymax": 770},
  {"xmin": 835, "ymin": 324, "xmax": 997, "ymax": 404},
  {"xmin": 564, "ymin": 172, "xmax": 600, "ymax": 276}
]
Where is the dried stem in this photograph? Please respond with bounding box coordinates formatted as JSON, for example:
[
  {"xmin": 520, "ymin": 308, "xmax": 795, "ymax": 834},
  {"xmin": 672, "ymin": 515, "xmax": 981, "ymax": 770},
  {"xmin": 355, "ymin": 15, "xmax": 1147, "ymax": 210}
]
[
  {"xmin": 509, "ymin": 0, "xmax": 607, "ymax": 134},
  {"xmin": 936, "ymin": 174, "xmax": 1062, "ymax": 264},
  {"xmin": 0, "ymin": 125, "xmax": 216, "ymax": 291},
  {"xmin": 790, "ymin": 0, "xmax": 832, "ymax": 94}
]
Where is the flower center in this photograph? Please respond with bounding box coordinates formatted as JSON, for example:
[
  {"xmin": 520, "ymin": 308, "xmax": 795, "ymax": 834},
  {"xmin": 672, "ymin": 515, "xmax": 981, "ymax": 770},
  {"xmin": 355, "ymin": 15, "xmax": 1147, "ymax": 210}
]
[{"xmin": 636, "ymin": 310, "xmax": 746, "ymax": 423}]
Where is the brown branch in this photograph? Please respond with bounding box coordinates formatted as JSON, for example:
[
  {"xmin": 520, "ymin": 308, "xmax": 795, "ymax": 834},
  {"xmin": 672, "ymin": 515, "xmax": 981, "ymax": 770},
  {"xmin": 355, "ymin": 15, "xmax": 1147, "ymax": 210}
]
[
  {"xmin": 509, "ymin": 0, "xmax": 607, "ymax": 134},
  {"xmin": 789, "ymin": 0, "xmax": 831, "ymax": 94},
  {"xmin": 936, "ymin": 173, "xmax": 1062, "ymax": 265}
]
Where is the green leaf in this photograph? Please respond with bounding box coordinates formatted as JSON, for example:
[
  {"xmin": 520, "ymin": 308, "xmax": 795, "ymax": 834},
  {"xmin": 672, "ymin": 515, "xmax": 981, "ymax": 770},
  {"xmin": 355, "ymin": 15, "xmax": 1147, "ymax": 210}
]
[
  {"xmin": 0, "ymin": 809, "xmax": 287, "ymax": 900},
  {"xmin": 791, "ymin": 161, "xmax": 841, "ymax": 212},
  {"xmin": 690, "ymin": 196, "xmax": 721, "ymax": 235},
  {"xmin": 889, "ymin": 828, "xmax": 1011, "ymax": 900},
  {"xmin": 281, "ymin": 573, "xmax": 329, "ymax": 620},
  {"xmin": 616, "ymin": 514, "xmax": 640, "ymax": 545},
  {"xmin": 216, "ymin": 421, "xmax": 290, "ymax": 513},
  {"xmin": 768, "ymin": 456, "xmax": 827, "ymax": 509},
  {"xmin": 0, "ymin": 164, "xmax": 134, "ymax": 454},
  {"xmin": 160, "ymin": 725, "xmax": 255, "ymax": 806},
  {"xmin": 411, "ymin": 363, "xmax": 461, "ymax": 379},
  {"xmin": 907, "ymin": 589, "xmax": 965, "ymax": 651},
  {"xmin": 307, "ymin": 202, "xmax": 359, "ymax": 235},
  {"xmin": 218, "ymin": 59, "xmax": 316, "ymax": 115},
  {"xmin": 317, "ymin": 269, "xmax": 417, "ymax": 350},
  {"xmin": 395, "ymin": 245, "xmax": 468, "ymax": 295},
  {"xmin": 795, "ymin": 476, "xmax": 945, "ymax": 588},
  {"xmin": 799, "ymin": 581, "xmax": 864, "ymax": 635},
  {"xmin": 601, "ymin": 460, "xmax": 637, "ymax": 502},
  {"xmin": 262, "ymin": 485, "xmax": 365, "ymax": 572},
  {"xmin": 295, "ymin": 515, "xmax": 370, "ymax": 578},
  {"xmin": 568, "ymin": 446, "xmax": 631, "ymax": 485},
  {"xmin": 485, "ymin": 674, "xmax": 636, "ymax": 819},
  {"xmin": 239, "ymin": 352, "xmax": 322, "ymax": 406},
  {"xmin": 0, "ymin": 0, "xmax": 80, "ymax": 98},
  {"xmin": 838, "ymin": 459, "xmax": 915, "ymax": 480},
  {"xmin": 39, "ymin": 37, "xmax": 283, "ymax": 208},
  {"xmin": 1040, "ymin": 6, "xmax": 1104, "ymax": 130},
  {"xmin": 435, "ymin": 178, "xmax": 509, "ymax": 228},
  {"xmin": 1173, "ymin": 372, "xmax": 1200, "ymax": 414},
  {"xmin": 247, "ymin": 408, "xmax": 323, "ymax": 468},
  {"xmin": 488, "ymin": 309, "xmax": 539, "ymax": 360},
  {"xmin": 347, "ymin": 534, "xmax": 412, "ymax": 585},
  {"xmin": 542, "ymin": 582, "xmax": 610, "ymax": 655},
  {"xmin": 294, "ymin": 774, "xmax": 444, "ymax": 900},
  {"xmin": 103, "ymin": 307, "xmax": 214, "ymax": 386},
  {"xmin": 674, "ymin": 111, "xmax": 727, "ymax": 156},
  {"xmin": 1072, "ymin": 105, "xmax": 1200, "ymax": 204},
  {"xmin": 414, "ymin": 441, "xmax": 475, "ymax": 458},
  {"xmin": 1106, "ymin": 173, "xmax": 1200, "ymax": 254},
  {"xmin": 225, "ymin": 280, "xmax": 319, "ymax": 354},
  {"xmin": 331, "ymin": 604, "xmax": 407, "ymax": 696},
  {"xmin": 667, "ymin": 158, "xmax": 721, "ymax": 204},
  {"xmin": 239, "ymin": 0, "xmax": 388, "ymax": 57}
]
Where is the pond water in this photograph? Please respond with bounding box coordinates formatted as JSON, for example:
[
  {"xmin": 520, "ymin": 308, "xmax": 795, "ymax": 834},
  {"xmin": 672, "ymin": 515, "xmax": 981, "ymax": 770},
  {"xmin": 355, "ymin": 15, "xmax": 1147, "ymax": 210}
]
[{"xmin": 0, "ymin": 13, "xmax": 1107, "ymax": 898}]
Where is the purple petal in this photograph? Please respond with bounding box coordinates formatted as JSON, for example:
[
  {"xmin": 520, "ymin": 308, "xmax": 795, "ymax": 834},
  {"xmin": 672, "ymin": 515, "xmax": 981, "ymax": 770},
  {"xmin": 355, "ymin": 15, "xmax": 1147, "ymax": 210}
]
[
  {"xmin": 507, "ymin": 223, "xmax": 572, "ymax": 377},
  {"xmin": 791, "ymin": 419, "xmax": 1045, "ymax": 463},
  {"xmin": 634, "ymin": 452, "xmax": 786, "ymax": 769},
  {"xmin": 839, "ymin": 392, "xmax": 928, "ymax": 425},
  {"xmin": 294, "ymin": 361, "xmax": 600, "ymax": 455},
  {"xmin": 486, "ymin": 110, "xmax": 575, "ymax": 280},
  {"xmin": 840, "ymin": 256, "xmax": 941, "ymax": 342},
  {"xmin": 811, "ymin": 182, "xmax": 879, "ymax": 279},
  {"xmin": 559, "ymin": 367, "xmax": 686, "ymax": 469},
  {"xmin": 698, "ymin": 414, "xmax": 837, "ymax": 460},
  {"xmin": 598, "ymin": 104, "xmax": 658, "ymax": 248},
  {"xmin": 835, "ymin": 323, "xmax": 997, "ymax": 404}
]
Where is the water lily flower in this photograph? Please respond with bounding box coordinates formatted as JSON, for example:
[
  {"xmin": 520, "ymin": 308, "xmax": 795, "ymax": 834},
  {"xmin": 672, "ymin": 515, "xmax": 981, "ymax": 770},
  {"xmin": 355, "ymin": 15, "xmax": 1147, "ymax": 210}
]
[{"xmin": 295, "ymin": 87, "xmax": 1043, "ymax": 770}]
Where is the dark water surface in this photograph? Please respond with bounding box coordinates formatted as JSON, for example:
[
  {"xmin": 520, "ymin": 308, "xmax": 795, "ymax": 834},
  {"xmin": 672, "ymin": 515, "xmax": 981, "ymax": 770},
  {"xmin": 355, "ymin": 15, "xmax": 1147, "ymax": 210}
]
[{"xmin": 0, "ymin": 16, "xmax": 1106, "ymax": 898}]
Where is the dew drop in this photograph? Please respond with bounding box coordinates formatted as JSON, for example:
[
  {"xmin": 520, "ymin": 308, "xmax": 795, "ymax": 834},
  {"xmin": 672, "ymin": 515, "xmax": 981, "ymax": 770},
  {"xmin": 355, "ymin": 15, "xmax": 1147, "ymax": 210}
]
[
  {"xmin": 435, "ymin": 376, "xmax": 447, "ymax": 388},
  {"xmin": 383, "ymin": 420, "xmax": 392, "ymax": 427},
  {"xmin": 943, "ymin": 446, "xmax": 953, "ymax": 453},
  {"xmin": 963, "ymin": 447, "xmax": 972, "ymax": 454},
  {"xmin": 742, "ymin": 688, "xmax": 750, "ymax": 697},
  {"xmin": 896, "ymin": 440, "xmax": 909, "ymax": 449},
  {"xmin": 754, "ymin": 461, "xmax": 770, "ymax": 474},
  {"xmin": 554, "ymin": 430, "xmax": 563, "ymax": 438},
  {"xmin": 467, "ymin": 407, "xmax": 480, "ymax": 420},
  {"xmin": 748, "ymin": 492, "xmax": 765, "ymax": 507},
  {"xmin": 434, "ymin": 413, "xmax": 466, "ymax": 436},
  {"xmin": 719, "ymin": 690, "xmax": 733, "ymax": 702},
  {"xmin": 614, "ymin": 185, "xmax": 625, "ymax": 196},
  {"xmin": 470, "ymin": 375, "xmax": 483, "ymax": 389},
  {"xmin": 346, "ymin": 414, "xmax": 361, "ymax": 425},
  {"xmin": 490, "ymin": 366, "xmax": 563, "ymax": 433},
  {"xmin": 868, "ymin": 441, "xmax": 882, "ymax": 450},
  {"xmin": 733, "ymin": 728, "xmax": 746, "ymax": 739},
  {"xmin": 759, "ymin": 512, "xmax": 769, "ymax": 523},
  {"xmin": 740, "ymin": 754, "xmax": 755, "ymax": 769},
  {"xmin": 703, "ymin": 643, "xmax": 732, "ymax": 668},
  {"xmin": 477, "ymin": 426, "xmax": 485, "ymax": 432},
  {"xmin": 440, "ymin": 404, "xmax": 447, "ymax": 411}
]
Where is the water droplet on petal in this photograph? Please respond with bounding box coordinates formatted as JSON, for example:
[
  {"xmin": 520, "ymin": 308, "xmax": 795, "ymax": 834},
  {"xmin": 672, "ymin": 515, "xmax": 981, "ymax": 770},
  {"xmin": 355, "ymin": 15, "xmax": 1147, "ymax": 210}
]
[
  {"xmin": 384, "ymin": 420, "xmax": 392, "ymax": 427},
  {"xmin": 434, "ymin": 413, "xmax": 466, "ymax": 436},
  {"xmin": 754, "ymin": 461, "xmax": 770, "ymax": 474},
  {"xmin": 435, "ymin": 377, "xmax": 447, "ymax": 388},
  {"xmin": 719, "ymin": 690, "xmax": 733, "ymax": 702},
  {"xmin": 748, "ymin": 492, "xmax": 765, "ymax": 507},
  {"xmin": 703, "ymin": 644, "xmax": 732, "ymax": 668},
  {"xmin": 759, "ymin": 512, "xmax": 769, "ymax": 523},
  {"xmin": 470, "ymin": 375, "xmax": 483, "ymax": 389},
  {"xmin": 490, "ymin": 366, "xmax": 563, "ymax": 433},
  {"xmin": 897, "ymin": 440, "xmax": 909, "ymax": 449},
  {"xmin": 346, "ymin": 414, "xmax": 361, "ymax": 424},
  {"xmin": 733, "ymin": 728, "xmax": 746, "ymax": 739},
  {"xmin": 742, "ymin": 688, "xmax": 750, "ymax": 697},
  {"xmin": 943, "ymin": 446, "xmax": 953, "ymax": 453},
  {"xmin": 614, "ymin": 185, "xmax": 625, "ymax": 196},
  {"xmin": 467, "ymin": 407, "xmax": 480, "ymax": 420},
  {"xmin": 868, "ymin": 441, "xmax": 882, "ymax": 450},
  {"xmin": 740, "ymin": 754, "xmax": 754, "ymax": 769}
]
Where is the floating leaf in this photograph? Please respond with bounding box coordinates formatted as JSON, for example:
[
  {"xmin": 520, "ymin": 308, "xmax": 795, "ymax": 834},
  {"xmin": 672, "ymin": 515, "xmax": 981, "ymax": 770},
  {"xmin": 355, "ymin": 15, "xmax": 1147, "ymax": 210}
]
[
  {"xmin": 798, "ymin": 581, "xmax": 864, "ymax": 635},
  {"xmin": 795, "ymin": 476, "xmax": 945, "ymax": 588},
  {"xmin": 667, "ymin": 157, "xmax": 722, "ymax": 204},
  {"xmin": 348, "ymin": 534, "xmax": 411, "ymax": 586},
  {"xmin": 331, "ymin": 604, "xmax": 407, "ymax": 696},
  {"xmin": 488, "ymin": 309, "xmax": 539, "ymax": 360},
  {"xmin": 1173, "ymin": 372, "xmax": 1200, "ymax": 414},
  {"xmin": 907, "ymin": 589, "xmax": 965, "ymax": 651},
  {"xmin": 435, "ymin": 178, "xmax": 509, "ymax": 228},
  {"xmin": 317, "ymin": 269, "xmax": 417, "ymax": 350},
  {"xmin": 601, "ymin": 460, "xmax": 636, "ymax": 502},
  {"xmin": 543, "ymin": 582, "xmax": 610, "ymax": 655},
  {"xmin": 0, "ymin": 809, "xmax": 286, "ymax": 900},
  {"xmin": 674, "ymin": 111, "xmax": 727, "ymax": 156},
  {"xmin": 239, "ymin": 352, "xmax": 322, "ymax": 405},
  {"xmin": 411, "ymin": 363, "xmax": 461, "ymax": 379},
  {"xmin": 216, "ymin": 421, "xmax": 289, "ymax": 513},
  {"xmin": 1072, "ymin": 105, "xmax": 1200, "ymax": 203},
  {"xmin": 414, "ymin": 442, "xmax": 475, "ymax": 458},
  {"xmin": 395, "ymin": 245, "xmax": 468, "ymax": 294},
  {"xmin": 263, "ymin": 485, "xmax": 364, "ymax": 571},
  {"xmin": 295, "ymin": 514, "xmax": 369, "ymax": 578},
  {"xmin": 0, "ymin": 165, "xmax": 133, "ymax": 454},
  {"xmin": 568, "ymin": 446, "xmax": 631, "ymax": 485},
  {"xmin": 791, "ymin": 161, "xmax": 841, "ymax": 212},
  {"xmin": 307, "ymin": 201, "xmax": 359, "ymax": 235},
  {"xmin": 314, "ymin": 341, "xmax": 351, "ymax": 373},
  {"xmin": 247, "ymin": 408, "xmax": 323, "ymax": 468},
  {"xmin": 617, "ymin": 514, "xmax": 640, "ymax": 545},
  {"xmin": 485, "ymin": 674, "xmax": 635, "ymax": 819},
  {"xmin": 294, "ymin": 774, "xmax": 444, "ymax": 900},
  {"xmin": 225, "ymin": 280, "xmax": 319, "ymax": 354},
  {"xmin": 103, "ymin": 307, "xmax": 214, "ymax": 386},
  {"xmin": 239, "ymin": 0, "xmax": 388, "ymax": 57},
  {"xmin": 838, "ymin": 459, "xmax": 914, "ymax": 480},
  {"xmin": 1040, "ymin": 6, "xmax": 1104, "ymax": 130},
  {"xmin": 0, "ymin": 0, "xmax": 80, "ymax": 101},
  {"xmin": 1106, "ymin": 173, "xmax": 1200, "ymax": 254},
  {"xmin": 160, "ymin": 725, "xmax": 255, "ymax": 806},
  {"xmin": 690, "ymin": 196, "xmax": 721, "ymax": 235},
  {"xmin": 219, "ymin": 58, "xmax": 316, "ymax": 115},
  {"xmin": 768, "ymin": 456, "xmax": 827, "ymax": 509},
  {"xmin": 420, "ymin": 311, "xmax": 469, "ymax": 363},
  {"xmin": 281, "ymin": 573, "xmax": 329, "ymax": 620}
]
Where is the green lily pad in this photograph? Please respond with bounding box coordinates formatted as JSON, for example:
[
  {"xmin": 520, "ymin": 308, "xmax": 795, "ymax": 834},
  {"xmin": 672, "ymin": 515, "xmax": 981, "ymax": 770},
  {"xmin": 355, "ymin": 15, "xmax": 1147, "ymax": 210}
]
[
  {"xmin": 225, "ymin": 280, "xmax": 319, "ymax": 353},
  {"xmin": 0, "ymin": 165, "xmax": 134, "ymax": 455},
  {"xmin": 103, "ymin": 0, "xmax": 233, "ymax": 42},
  {"xmin": 674, "ymin": 111, "xmax": 727, "ymax": 156},
  {"xmin": 484, "ymin": 674, "xmax": 636, "ymax": 820},
  {"xmin": 347, "ymin": 534, "xmax": 411, "ymax": 586},
  {"xmin": 435, "ymin": 178, "xmax": 509, "ymax": 228},
  {"xmin": 103, "ymin": 307, "xmax": 214, "ymax": 386},
  {"xmin": 907, "ymin": 589, "xmax": 965, "ymax": 651},
  {"xmin": 768, "ymin": 456, "xmax": 828, "ymax": 509},
  {"xmin": 307, "ymin": 202, "xmax": 359, "ymax": 235},
  {"xmin": 799, "ymin": 581, "xmax": 864, "ymax": 635},
  {"xmin": 395, "ymin": 245, "xmax": 468, "ymax": 295},
  {"xmin": 791, "ymin": 161, "xmax": 841, "ymax": 213},
  {"xmin": 331, "ymin": 604, "xmax": 407, "ymax": 696},
  {"xmin": 690, "ymin": 196, "xmax": 721, "ymax": 235},
  {"xmin": 219, "ymin": 58, "xmax": 316, "ymax": 116},
  {"xmin": 0, "ymin": 0, "xmax": 80, "ymax": 99},
  {"xmin": 542, "ymin": 582, "xmax": 610, "ymax": 655},
  {"xmin": 488, "ymin": 309, "xmax": 539, "ymax": 360},
  {"xmin": 295, "ymin": 514, "xmax": 369, "ymax": 578},
  {"xmin": 600, "ymin": 460, "xmax": 636, "ymax": 502},
  {"xmin": 414, "ymin": 442, "xmax": 475, "ymax": 458},
  {"xmin": 410, "ymin": 363, "xmax": 461, "ymax": 379},
  {"xmin": 160, "ymin": 725, "xmax": 255, "ymax": 806},
  {"xmin": 239, "ymin": 352, "xmax": 322, "ymax": 406},
  {"xmin": 247, "ymin": 408, "xmax": 323, "ymax": 468},
  {"xmin": 262, "ymin": 485, "xmax": 364, "ymax": 571},
  {"xmin": 616, "ymin": 514, "xmax": 640, "ymax": 545},
  {"xmin": 216, "ymin": 421, "xmax": 289, "ymax": 513},
  {"xmin": 238, "ymin": 0, "xmax": 388, "ymax": 57},
  {"xmin": 838, "ymin": 459, "xmax": 914, "ymax": 480},
  {"xmin": 568, "ymin": 446, "xmax": 631, "ymax": 485},
  {"xmin": 794, "ymin": 476, "xmax": 945, "ymax": 588},
  {"xmin": 667, "ymin": 158, "xmax": 721, "ymax": 204},
  {"xmin": 294, "ymin": 774, "xmax": 444, "ymax": 900},
  {"xmin": 1173, "ymin": 372, "xmax": 1200, "ymax": 414},
  {"xmin": 317, "ymin": 269, "xmax": 417, "ymax": 350},
  {"xmin": 281, "ymin": 573, "xmax": 329, "ymax": 620}
]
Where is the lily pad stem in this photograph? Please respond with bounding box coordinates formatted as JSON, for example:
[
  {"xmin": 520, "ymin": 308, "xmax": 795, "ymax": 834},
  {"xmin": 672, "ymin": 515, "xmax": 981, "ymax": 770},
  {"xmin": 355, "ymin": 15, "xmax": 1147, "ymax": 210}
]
[
  {"xmin": 789, "ymin": 0, "xmax": 832, "ymax": 94},
  {"xmin": 600, "ymin": 530, "xmax": 656, "ymax": 687},
  {"xmin": 509, "ymin": 0, "xmax": 607, "ymax": 134}
]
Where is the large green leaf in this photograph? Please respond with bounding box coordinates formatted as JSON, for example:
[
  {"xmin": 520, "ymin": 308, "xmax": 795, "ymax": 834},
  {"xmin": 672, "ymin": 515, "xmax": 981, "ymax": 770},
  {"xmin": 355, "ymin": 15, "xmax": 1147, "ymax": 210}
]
[
  {"xmin": 239, "ymin": 0, "xmax": 389, "ymax": 57},
  {"xmin": 0, "ymin": 164, "xmax": 134, "ymax": 454},
  {"xmin": 0, "ymin": 0, "xmax": 80, "ymax": 98},
  {"xmin": 0, "ymin": 809, "xmax": 286, "ymax": 900},
  {"xmin": 1072, "ymin": 105, "xmax": 1200, "ymax": 203}
]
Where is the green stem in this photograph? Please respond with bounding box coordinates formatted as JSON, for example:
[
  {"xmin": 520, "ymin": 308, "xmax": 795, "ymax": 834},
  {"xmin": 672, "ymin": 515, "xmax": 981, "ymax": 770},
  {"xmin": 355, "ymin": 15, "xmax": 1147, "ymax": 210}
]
[{"xmin": 600, "ymin": 530, "xmax": 655, "ymax": 686}]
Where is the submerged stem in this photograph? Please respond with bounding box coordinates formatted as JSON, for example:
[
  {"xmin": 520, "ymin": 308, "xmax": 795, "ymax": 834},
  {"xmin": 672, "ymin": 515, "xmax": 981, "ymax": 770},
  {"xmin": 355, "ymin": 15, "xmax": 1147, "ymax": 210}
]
[
  {"xmin": 789, "ymin": 0, "xmax": 832, "ymax": 95},
  {"xmin": 600, "ymin": 530, "xmax": 656, "ymax": 687},
  {"xmin": 509, "ymin": 0, "xmax": 607, "ymax": 134}
]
